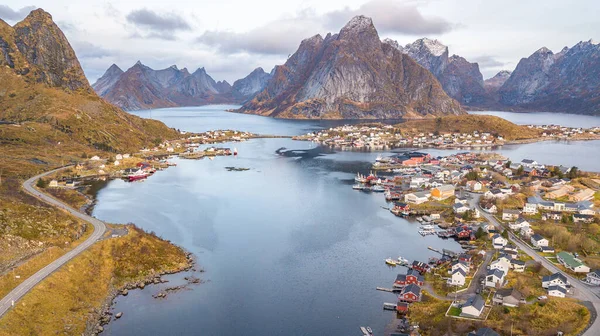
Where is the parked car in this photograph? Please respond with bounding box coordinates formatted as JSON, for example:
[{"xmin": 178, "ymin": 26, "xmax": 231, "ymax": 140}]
[{"xmin": 538, "ymin": 296, "xmax": 548, "ymax": 300}]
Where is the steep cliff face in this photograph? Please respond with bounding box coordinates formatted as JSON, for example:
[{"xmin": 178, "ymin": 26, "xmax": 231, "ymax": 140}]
[
  {"xmin": 399, "ymin": 38, "xmax": 488, "ymax": 106},
  {"xmin": 499, "ymin": 41, "xmax": 600, "ymax": 114},
  {"xmin": 1, "ymin": 9, "xmax": 93, "ymax": 95},
  {"xmin": 231, "ymin": 67, "xmax": 272, "ymax": 100},
  {"xmin": 241, "ymin": 16, "xmax": 463, "ymax": 119},
  {"xmin": 0, "ymin": 8, "xmax": 178, "ymax": 155}
]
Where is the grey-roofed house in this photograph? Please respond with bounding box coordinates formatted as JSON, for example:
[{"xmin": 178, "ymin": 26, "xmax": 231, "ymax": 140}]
[
  {"xmin": 468, "ymin": 328, "xmax": 500, "ymax": 336},
  {"xmin": 461, "ymin": 295, "xmax": 485, "ymax": 317},
  {"xmin": 542, "ymin": 272, "xmax": 568, "ymax": 288}
]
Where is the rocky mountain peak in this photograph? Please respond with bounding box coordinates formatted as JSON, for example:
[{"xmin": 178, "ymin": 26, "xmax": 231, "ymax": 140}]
[
  {"xmin": 10, "ymin": 8, "xmax": 91, "ymax": 91},
  {"xmin": 169, "ymin": 64, "xmax": 178, "ymax": 70},
  {"xmin": 484, "ymin": 70, "xmax": 512, "ymax": 89},
  {"xmin": 382, "ymin": 38, "xmax": 402, "ymax": 51},
  {"xmin": 340, "ymin": 15, "xmax": 375, "ymax": 35},
  {"xmin": 408, "ymin": 38, "xmax": 448, "ymax": 57},
  {"xmin": 106, "ymin": 63, "xmax": 123, "ymax": 74},
  {"xmin": 534, "ymin": 47, "xmax": 553, "ymax": 55}
]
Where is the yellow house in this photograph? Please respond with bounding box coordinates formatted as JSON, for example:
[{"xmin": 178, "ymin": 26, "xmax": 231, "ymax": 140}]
[{"xmin": 431, "ymin": 185, "xmax": 455, "ymax": 200}]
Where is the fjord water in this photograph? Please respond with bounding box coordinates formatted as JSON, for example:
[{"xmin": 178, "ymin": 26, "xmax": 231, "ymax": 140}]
[{"xmin": 95, "ymin": 106, "xmax": 600, "ymax": 335}]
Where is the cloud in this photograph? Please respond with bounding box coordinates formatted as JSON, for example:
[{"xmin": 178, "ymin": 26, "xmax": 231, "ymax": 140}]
[
  {"xmin": 197, "ymin": 16, "xmax": 319, "ymax": 55},
  {"xmin": 126, "ymin": 8, "xmax": 190, "ymax": 34},
  {"xmin": 324, "ymin": 0, "xmax": 453, "ymax": 35},
  {"xmin": 72, "ymin": 41, "xmax": 114, "ymax": 59},
  {"xmin": 0, "ymin": 5, "xmax": 36, "ymax": 21},
  {"xmin": 471, "ymin": 55, "xmax": 506, "ymax": 68},
  {"xmin": 196, "ymin": 0, "xmax": 454, "ymax": 56}
]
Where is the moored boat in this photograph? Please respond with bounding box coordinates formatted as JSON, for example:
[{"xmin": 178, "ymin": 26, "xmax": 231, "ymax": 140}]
[
  {"xmin": 385, "ymin": 258, "xmax": 397, "ymax": 266},
  {"xmin": 372, "ymin": 185, "xmax": 385, "ymax": 192},
  {"xmin": 127, "ymin": 169, "xmax": 148, "ymax": 181}
]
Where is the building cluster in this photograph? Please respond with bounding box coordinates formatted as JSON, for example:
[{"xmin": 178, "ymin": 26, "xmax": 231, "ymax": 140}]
[{"xmin": 527, "ymin": 124, "xmax": 600, "ymax": 139}]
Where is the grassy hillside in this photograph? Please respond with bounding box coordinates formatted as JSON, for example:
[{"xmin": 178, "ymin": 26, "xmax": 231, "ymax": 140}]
[{"xmin": 394, "ymin": 115, "xmax": 541, "ymax": 141}]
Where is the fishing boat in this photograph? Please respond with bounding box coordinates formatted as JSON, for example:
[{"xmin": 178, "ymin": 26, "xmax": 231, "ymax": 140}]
[
  {"xmin": 385, "ymin": 258, "xmax": 397, "ymax": 266},
  {"xmin": 352, "ymin": 184, "xmax": 365, "ymax": 190},
  {"xmin": 360, "ymin": 326, "xmax": 369, "ymax": 335},
  {"xmin": 372, "ymin": 185, "xmax": 385, "ymax": 192},
  {"xmin": 420, "ymin": 224, "xmax": 435, "ymax": 230},
  {"xmin": 127, "ymin": 169, "xmax": 148, "ymax": 182},
  {"xmin": 233, "ymin": 147, "xmax": 238, "ymax": 155},
  {"xmin": 397, "ymin": 256, "xmax": 409, "ymax": 264},
  {"xmin": 366, "ymin": 327, "xmax": 373, "ymax": 334},
  {"xmin": 354, "ymin": 173, "xmax": 367, "ymax": 183}
]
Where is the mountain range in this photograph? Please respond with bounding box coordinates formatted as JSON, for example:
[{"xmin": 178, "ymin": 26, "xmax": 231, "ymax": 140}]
[
  {"xmin": 90, "ymin": 15, "xmax": 600, "ymax": 116},
  {"xmin": 92, "ymin": 62, "xmax": 272, "ymax": 110}
]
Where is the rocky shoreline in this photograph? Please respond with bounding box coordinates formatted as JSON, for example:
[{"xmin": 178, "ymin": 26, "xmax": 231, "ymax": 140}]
[{"xmin": 88, "ymin": 251, "xmax": 199, "ymax": 335}]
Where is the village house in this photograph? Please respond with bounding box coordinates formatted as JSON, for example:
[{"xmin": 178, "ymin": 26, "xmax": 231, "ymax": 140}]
[
  {"xmin": 455, "ymin": 196, "xmax": 469, "ymax": 205},
  {"xmin": 521, "ymin": 159, "xmax": 538, "ymax": 168},
  {"xmin": 511, "ymin": 259, "xmax": 526, "ymax": 272},
  {"xmin": 489, "ymin": 259, "xmax": 511, "ymax": 274},
  {"xmin": 547, "ymin": 285, "xmax": 567, "ymax": 298},
  {"xmin": 460, "ymin": 295, "xmax": 485, "ymax": 318},
  {"xmin": 557, "ymin": 251, "xmax": 591, "ymax": 273},
  {"xmin": 492, "ymin": 288, "xmax": 524, "ymax": 307},
  {"xmin": 448, "ymin": 268, "xmax": 467, "ymax": 286},
  {"xmin": 497, "ymin": 254, "xmax": 513, "ymax": 265},
  {"xmin": 468, "ymin": 328, "xmax": 500, "ymax": 336},
  {"xmin": 520, "ymin": 224, "xmax": 534, "ymax": 238},
  {"xmin": 502, "ymin": 209, "xmax": 520, "ymax": 221},
  {"xmin": 431, "ymin": 184, "xmax": 455, "ymax": 200},
  {"xmin": 450, "ymin": 260, "xmax": 470, "ymax": 273},
  {"xmin": 394, "ymin": 269, "xmax": 424, "ymax": 287},
  {"xmin": 411, "ymin": 261, "xmax": 428, "ymax": 274},
  {"xmin": 509, "ymin": 217, "xmax": 530, "ymax": 231},
  {"xmin": 458, "ymin": 253, "xmax": 473, "ymax": 264},
  {"xmin": 530, "ymin": 234, "xmax": 549, "ymax": 249},
  {"xmin": 484, "ymin": 189, "xmax": 508, "ymax": 200},
  {"xmin": 523, "ymin": 201, "xmax": 538, "ymax": 214},
  {"xmin": 542, "ymin": 273, "xmax": 569, "ymax": 288},
  {"xmin": 398, "ymin": 284, "xmax": 421, "ymax": 303},
  {"xmin": 482, "ymin": 203, "xmax": 497, "ymax": 214},
  {"xmin": 540, "ymin": 246, "xmax": 556, "ymax": 254},
  {"xmin": 453, "ymin": 203, "xmax": 471, "ymax": 214},
  {"xmin": 586, "ymin": 270, "xmax": 600, "ymax": 286},
  {"xmin": 404, "ymin": 191, "xmax": 430, "ymax": 204},
  {"xmin": 485, "ymin": 268, "xmax": 506, "ymax": 288},
  {"xmin": 573, "ymin": 214, "xmax": 595, "ymax": 224},
  {"xmin": 466, "ymin": 180, "xmax": 483, "ymax": 192},
  {"xmin": 49, "ymin": 180, "xmax": 58, "ymax": 188},
  {"xmin": 492, "ymin": 234, "xmax": 507, "ymax": 249}
]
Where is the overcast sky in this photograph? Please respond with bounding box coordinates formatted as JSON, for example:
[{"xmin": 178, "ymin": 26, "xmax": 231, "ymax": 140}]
[{"xmin": 1, "ymin": 0, "xmax": 597, "ymax": 83}]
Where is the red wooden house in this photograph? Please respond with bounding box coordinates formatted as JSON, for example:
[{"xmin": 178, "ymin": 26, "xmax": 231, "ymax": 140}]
[
  {"xmin": 398, "ymin": 284, "xmax": 422, "ymax": 303},
  {"xmin": 394, "ymin": 269, "xmax": 424, "ymax": 287},
  {"xmin": 396, "ymin": 302, "xmax": 409, "ymax": 314},
  {"xmin": 458, "ymin": 253, "xmax": 473, "ymax": 265},
  {"xmin": 411, "ymin": 261, "xmax": 428, "ymax": 274}
]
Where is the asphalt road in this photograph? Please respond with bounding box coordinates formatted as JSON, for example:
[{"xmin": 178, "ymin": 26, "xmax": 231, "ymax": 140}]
[
  {"xmin": 0, "ymin": 167, "xmax": 107, "ymax": 318},
  {"xmin": 470, "ymin": 192, "xmax": 600, "ymax": 336}
]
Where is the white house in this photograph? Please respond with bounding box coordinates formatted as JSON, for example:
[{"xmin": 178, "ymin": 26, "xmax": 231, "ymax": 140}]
[
  {"xmin": 557, "ymin": 252, "xmax": 591, "ymax": 273},
  {"xmin": 542, "ymin": 273, "xmax": 568, "ymax": 288},
  {"xmin": 485, "ymin": 269, "xmax": 506, "ymax": 288},
  {"xmin": 586, "ymin": 270, "xmax": 600, "ymax": 286},
  {"xmin": 502, "ymin": 209, "xmax": 520, "ymax": 221},
  {"xmin": 511, "ymin": 260, "xmax": 526, "ymax": 272},
  {"xmin": 448, "ymin": 268, "xmax": 467, "ymax": 286},
  {"xmin": 530, "ymin": 234, "xmax": 549, "ymax": 248},
  {"xmin": 523, "ymin": 202, "xmax": 538, "ymax": 214},
  {"xmin": 460, "ymin": 295, "xmax": 485, "ymax": 318},
  {"xmin": 453, "ymin": 203, "xmax": 470, "ymax": 214},
  {"xmin": 489, "ymin": 259, "xmax": 511, "ymax": 274},
  {"xmin": 492, "ymin": 234, "xmax": 507, "ymax": 249},
  {"xmin": 451, "ymin": 260, "xmax": 470, "ymax": 274},
  {"xmin": 49, "ymin": 180, "xmax": 58, "ymax": 188},
  {"xmin": 547, "ymin": 285, "xmax": 567, "ymax": 298},
  {"xmin": 404, "ymin": 191, "xmax": 430, "ymax": 204},
  {"xmin": 90, "ymin": 155, "xmax": 100, "ymax": 161},
  {"xmin": 482, "ymin": 203, "xmax": 498, "ymax": 214}
]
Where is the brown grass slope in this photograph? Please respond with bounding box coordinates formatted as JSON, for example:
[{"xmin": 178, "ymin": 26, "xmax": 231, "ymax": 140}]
[{"xmin": 395, "ymin": 115, "xmax": 541, "ymax": 141}]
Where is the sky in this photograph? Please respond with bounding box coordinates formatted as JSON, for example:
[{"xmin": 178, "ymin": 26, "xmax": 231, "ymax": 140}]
[{"xmin": 0, "ymin": 0, "xmax": 598, "ymax": 83}]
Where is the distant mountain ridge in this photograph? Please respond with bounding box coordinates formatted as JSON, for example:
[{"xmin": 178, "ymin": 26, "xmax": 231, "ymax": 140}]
[
  {"xmin": 240, "ymin": 16, "xmax": 464, "ymax": 119},
  {"xmin": 93, "ymin": 63, "xmax": 272, "ymax": 110},
  {"xmin": 387, "ymin": 38, "xmax": 488, "ymax": 106}
]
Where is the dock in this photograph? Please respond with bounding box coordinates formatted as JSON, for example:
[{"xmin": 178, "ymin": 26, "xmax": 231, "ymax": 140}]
[
  {"xmin": 383, "ymin": 302, "xmax": 397, "ymax": 311},
  {"xmin": 428, "ymin": 246, "xmax": 442, "ymax": 254},
  {"xmin": 376, "ymin": 287, "xmax": 394, "ymax": 292}
]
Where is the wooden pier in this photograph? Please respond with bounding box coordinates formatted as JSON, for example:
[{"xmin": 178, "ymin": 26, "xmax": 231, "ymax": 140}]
[{"xmin": 376, "ymin": 287, "xmax": 394, "ymax": 292}]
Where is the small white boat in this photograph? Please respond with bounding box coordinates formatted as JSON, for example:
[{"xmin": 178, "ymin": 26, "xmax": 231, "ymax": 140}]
[
  {"xmin": 352, "ymin": 184, "xmax": 364, "ymax": 190},
  {"xmin": 366, "ymin": 326, "xmax": 373, "ymax": 334},
  {"xmin": 355, "ymin": 173, "xmax": 367, "ymax": 183},
  {"xmin": 420, "ymin": 224, "xmax": 435, "ymax": 230},
  {"xmin": 385, "ymin": 258, "xmax": 397, "ymax": 266},
  {"xmin": 397, "ymin": 256, "xmax": 409, "ymax": 264},
  {"xmin": 372, "ymin": 185, "xmax": 385, "ymax": 192}
]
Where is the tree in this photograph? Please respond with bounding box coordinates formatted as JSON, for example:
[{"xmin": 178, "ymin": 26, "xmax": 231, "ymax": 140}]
[
  {"xmin": 516, "ymin": 166, "xmax": 524, "ymax": 175},
  {"xmin": 36, "ymin": 178, "xmax": 48, "ymax": 188},
  {"xmin": 505, "ymin": 161, "xmax": 512, "ymax": 168},
  {"xmin": 568, "ymin": 166, "xmax": 579, "ymax": 179},
  {"xmin": 475, "ymin": 227, "xmax": 485, "ymax": 239},
  {"xmin": 462, "ymin": 210, "xmax": 474, "ymax": 221},
  {"xmin": 501, "ymin": 229, "xmax": 509, "ymax": 239},
  {"xmin": 465, "ymin": 171, "xmax": 478, "ymax": 181}
]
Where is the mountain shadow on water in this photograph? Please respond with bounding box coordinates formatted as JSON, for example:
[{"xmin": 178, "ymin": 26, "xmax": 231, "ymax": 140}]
[{"xmin": 275, "ymin": 146, "xmax": 334, "ymax": 158}]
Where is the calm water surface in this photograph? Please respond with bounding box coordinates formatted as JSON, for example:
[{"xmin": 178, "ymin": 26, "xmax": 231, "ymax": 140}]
[
  {"xmin": 96, "ymin": 107, "xmax": 600, "ymax": 336},
  {"xmin": 469, "ymin": 110, "xmax": 600, "ymax": 128}
]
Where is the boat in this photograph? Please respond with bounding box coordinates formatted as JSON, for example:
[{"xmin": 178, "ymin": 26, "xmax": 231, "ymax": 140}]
[
  {"xmin": 233, "ymin": 147, "xmax": 238, "ymax": 155},
  {"xmin": 352, "ymin": 184, "xmax": 365, "ymax": 190},
  {"xmin": 385, "ymin": 258, "xmax": 397, "ymax": 266},
  {"xmin": 355, "ymin": 173, "xmax": 367, "ymax": 183},
  {"xmin": 420, "ymin": 224, "xmax": 435, "ymax": 230},
  {"xmin": 366, "ymin": 327, "xmax": 373, "ymax": 334},
  {"xmin": 372, "ymin": 185, "xmax": 385, "ymax": 192},
  {"xmin": 397, "ymin": 256, "xmax": 409, "ymax": 264},
  {"xmin": 360, "ymin": 326, "xmax": 369, "ymax": 335},
  {"xmin": 127, "ymin": 170, "xmax": 148, "ymax": 182}
]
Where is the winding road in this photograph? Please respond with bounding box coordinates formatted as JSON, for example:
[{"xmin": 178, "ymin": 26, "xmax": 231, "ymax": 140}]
[
  {"xmin": 470, "ymin": 192, "xmax": 600, "ymax": 335},
  {"xmin": 0, "ymin": 166, "xmax": 106, "ymax": 318}
]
